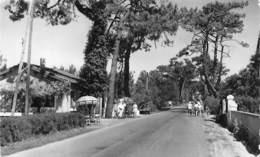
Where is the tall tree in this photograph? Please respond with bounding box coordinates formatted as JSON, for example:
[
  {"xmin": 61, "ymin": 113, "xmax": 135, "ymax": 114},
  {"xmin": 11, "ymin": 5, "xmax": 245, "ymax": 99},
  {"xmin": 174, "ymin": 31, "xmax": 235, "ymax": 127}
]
[
  {"xmin": 67, "ymin": 64, "xmax": 77, "ymax": 75},
  {"xmin": 168, "ymin": 58, "xmax": 197, "ymax": 102},
  {"xmin": 221, "ymin": 54, "xmax": 259, "ymax": 98},
  {"xmin": 78, "ymin": 1, "xmax": 109, "ymax": 97},
  {"xmin": 106, "ymin": 0, "xmax": 179, "ymax": 117},
  {"xmin": 0, "ymin": 55, "xmax": 7, "ymax": 72},
  {"xmin": 5, "ymin": 0, "xmax": 112, "ymax": 98},
  {"xmin": 178, "ymin": 1, "xmax": 248, "ymax": 97}
]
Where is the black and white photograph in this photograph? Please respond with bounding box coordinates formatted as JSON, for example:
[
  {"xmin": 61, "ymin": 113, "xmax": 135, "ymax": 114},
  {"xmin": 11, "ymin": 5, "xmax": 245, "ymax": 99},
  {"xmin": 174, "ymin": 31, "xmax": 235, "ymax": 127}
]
[{"xmin": 0, "ymin": 0, "xmax": 260, "ymax": 156}]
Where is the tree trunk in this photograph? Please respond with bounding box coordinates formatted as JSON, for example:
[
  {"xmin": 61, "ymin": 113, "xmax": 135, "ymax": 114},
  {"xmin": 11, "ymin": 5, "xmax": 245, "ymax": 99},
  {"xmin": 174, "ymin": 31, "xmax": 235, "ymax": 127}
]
[
  {"xmin": 179, "ymin": 78, "xmax": 185, "ymax": 102},
  {"xmin": 106, "ymin": 11, "xmax": 130, "ymax": 118},
  {"xmin": 123, "ymin": 49, "xmax": 131, "ymax": 97},
  {"xmin": 106, "ymin": 36, "xmax": 121, "ymax": 118},
  {"xmin": 213, "ymin": 35, "xmax": 219, "ymax": 69},
  {"xmin": 216, "ymin": 41, "xmax": 224, "ymax": 89},
  {"xmin": 202, "ymin": 32, "xmax": 218, "ymax": 98},
  {"xmin": 212, "ymin": 35, "xmax": 219, "ymax": 83}
]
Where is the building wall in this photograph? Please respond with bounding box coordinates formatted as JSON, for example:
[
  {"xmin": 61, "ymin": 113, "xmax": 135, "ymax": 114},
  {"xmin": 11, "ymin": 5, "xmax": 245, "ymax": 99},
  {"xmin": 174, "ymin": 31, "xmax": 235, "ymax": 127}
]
[{"xmin": 228, "ymin": 111, "xmax": 260, "ymax": 146}]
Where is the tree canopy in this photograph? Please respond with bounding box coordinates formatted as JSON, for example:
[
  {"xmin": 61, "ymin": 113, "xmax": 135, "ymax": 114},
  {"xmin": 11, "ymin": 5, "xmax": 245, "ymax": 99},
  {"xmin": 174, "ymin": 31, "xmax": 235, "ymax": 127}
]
[{"xmin": 177, "ymin": 1, "xmax": 248, "ymax": 98}]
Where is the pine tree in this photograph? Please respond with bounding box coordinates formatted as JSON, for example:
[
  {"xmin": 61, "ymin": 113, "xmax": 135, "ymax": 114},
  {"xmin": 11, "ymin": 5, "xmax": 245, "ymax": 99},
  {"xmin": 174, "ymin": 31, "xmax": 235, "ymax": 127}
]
[
  {"xmin": 178, "ymin": 1, "xmax": 248, "ymax": 98},
  {"xmin": 78, "ymin": 1, "xmax": 109, "ymax": 97}
]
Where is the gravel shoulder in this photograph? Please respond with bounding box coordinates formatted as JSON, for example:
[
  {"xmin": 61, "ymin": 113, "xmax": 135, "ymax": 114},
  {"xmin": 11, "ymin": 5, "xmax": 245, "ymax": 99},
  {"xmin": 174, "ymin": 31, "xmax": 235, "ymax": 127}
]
[{"xmin": 202, "ymin": 115, "xmax": 255, "ymax": 157}]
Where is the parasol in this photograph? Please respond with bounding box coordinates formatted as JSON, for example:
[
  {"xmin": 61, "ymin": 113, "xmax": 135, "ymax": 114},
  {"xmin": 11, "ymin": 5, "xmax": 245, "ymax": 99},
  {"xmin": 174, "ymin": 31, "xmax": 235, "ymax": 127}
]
[{"xmin": 76, "ymin": 96, "xmax": 98, "ymax": 105}]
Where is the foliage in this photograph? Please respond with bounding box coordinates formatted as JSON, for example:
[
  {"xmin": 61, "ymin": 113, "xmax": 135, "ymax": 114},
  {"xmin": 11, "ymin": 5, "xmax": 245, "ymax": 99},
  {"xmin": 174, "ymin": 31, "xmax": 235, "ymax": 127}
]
[
  {"xmin": 0, "ymin": 78, "xmax": 70, "ymax": 112},
  {"xmin": 216, "ymin": 114, "xmax": 228, "ymax": 127},
  {"xmin": 4, "ymin": 0, "xmax": 111, "ymax": 110},
  {"xmin": 204, "ymin": 96, "xmax": 220, "ymax": 114},
  {"xmin": 0, "ymin": 112, "xmax": 85, "ymax": 146},
  {"xmin": 230, "ymin": 123, "xmax": 260, "ymax": 153},
  {"xmin": 132, "ymin": 71, "xmax": 153, "ymax": 107},
  {"xmin": 54, "ymin": 64, "xmax": 78, "ymax": 75},
  {"xmin": 235, "ymin": 96, "xmax": 260, "ymax": 113},
  {"xmin": 168, "ymin": 58, "xmax": 197, "ymax": 101},
  {"xmin": 178, "ymin": 1, "xmax": 248, "ymax": 97},
  {"xmin": 132, "ymin": 69, "xmax": 179, "ymax": 110},
  {"xmin": 226, "ymin": 119, "xmax": 260, "ymax": 153},
  {"xmin": 5, "ymin": 0, "xmax": 77, "ymax": 25},
  {"xmin": 106, "ymin": 0, "xmax": 181, "ymax": 117},
  {"xmin": 220, "ymin": 53, "xmax": 260, "ymax": 114},
  {"xmin": 78, "ymin": 1, "xmax": 110, "ymax": 97},
  {"xmin": 0, "ymin": 87, "xmax": 25, "ymax": 112},
  {"xmin": 67, "ymin": 64, "xmax": 77, "ymax": 75},
  {"xmin": 221, "ymin": 54, "xmax": 259, "ymax": 98},
  {"xmin": 114, "ymin": 71, "xmax": 134, "ymax": 99},
  {"xmin": 0, "ymin": 55, "xmax": 7, "ymax": 72},
  {"xmin": 114, "ymin": 1, "xmax": 180, "ymax": 97}
]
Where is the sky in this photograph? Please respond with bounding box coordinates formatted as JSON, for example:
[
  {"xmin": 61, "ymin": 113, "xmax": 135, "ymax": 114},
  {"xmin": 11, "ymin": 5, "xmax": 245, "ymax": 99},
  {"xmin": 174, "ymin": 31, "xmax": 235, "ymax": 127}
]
[{"xmin": 0, "ymin": 0, "xmax": 260, "ymax": 80}]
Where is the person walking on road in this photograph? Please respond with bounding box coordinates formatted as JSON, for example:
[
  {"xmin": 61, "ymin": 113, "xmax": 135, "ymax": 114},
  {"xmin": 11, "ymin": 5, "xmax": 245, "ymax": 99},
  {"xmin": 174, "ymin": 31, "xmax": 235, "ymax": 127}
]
[
  {"xmin": 187, "ymin": 101, "xmax": 193, "ymax": 116},
  {"xmin": 194, "ymin": 101, "xmax": 199, "ymax": 116}
]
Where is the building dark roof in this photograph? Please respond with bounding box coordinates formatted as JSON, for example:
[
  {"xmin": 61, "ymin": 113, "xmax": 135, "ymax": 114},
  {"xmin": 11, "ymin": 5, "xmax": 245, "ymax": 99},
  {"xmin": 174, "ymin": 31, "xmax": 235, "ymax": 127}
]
[{"xmin": 0, "ymin": 63, "xmax": 87, "ymax": 88}]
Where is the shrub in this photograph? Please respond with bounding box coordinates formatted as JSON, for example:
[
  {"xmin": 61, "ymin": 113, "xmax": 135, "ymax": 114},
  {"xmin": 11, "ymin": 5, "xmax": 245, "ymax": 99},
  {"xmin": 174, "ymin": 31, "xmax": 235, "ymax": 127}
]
[
  {"xmin": 234, "ymin": 125, "xmax": 249, "ymax": 142},
  {"xmin": 229, "ymin": 121, "xmax": 260, "ymax": 154},
  {"xmin": 204, "ymin": 96, "xmax": 220, "ymax": 114},
  {"xmin": 0, "ymin": 112, "xmax": 86, "ymax": 146},
  {"xmin": 235, "ymin": 96, "xmax": 260, "ymax": 114},
  {"xmin": 216, "ymin": 114, "xmax": 228, "ymax": 127}
]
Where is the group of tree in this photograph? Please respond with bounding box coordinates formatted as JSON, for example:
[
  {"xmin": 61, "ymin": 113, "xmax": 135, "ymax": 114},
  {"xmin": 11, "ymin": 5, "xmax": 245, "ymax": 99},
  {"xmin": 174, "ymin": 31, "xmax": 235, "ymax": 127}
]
[
  {"xmin": 175, "ymin": 1, "xmax": 248, "ymax": 99},
  {"xmin": 220, "ymin": 53, "xmax": 260, "ymax": 113},
  {"xmin": 5, "ymin": 0, "xmax": 181, "ymax": 117},
  {"xmin": 132, "ymin": 61, "xmax": 199, "ymax": 110},
  {"xmin": 4, "ymin": 0, "xmax": 255, "ymax": 115},
  {"xmin": 132, "ymin": 69, "xmax": 177, "ymax": 110},
  {"xmin": 132, "ymin": 1, "xmax": 258, "ymax": 113}
]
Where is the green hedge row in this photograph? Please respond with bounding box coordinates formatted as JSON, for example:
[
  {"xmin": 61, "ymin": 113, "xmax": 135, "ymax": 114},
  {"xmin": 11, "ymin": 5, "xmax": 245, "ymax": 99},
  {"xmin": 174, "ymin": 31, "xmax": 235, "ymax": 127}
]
[{"xmin": 0, "ymin": 112, "xmax": 86, "ymax": 146}]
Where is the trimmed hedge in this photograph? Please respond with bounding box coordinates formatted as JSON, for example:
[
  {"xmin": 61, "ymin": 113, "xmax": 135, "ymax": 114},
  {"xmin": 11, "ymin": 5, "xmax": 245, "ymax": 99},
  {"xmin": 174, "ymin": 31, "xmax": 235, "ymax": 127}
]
[{"xmin": 0, "ymin": 112, "xmax": 86, "ymax": 146}]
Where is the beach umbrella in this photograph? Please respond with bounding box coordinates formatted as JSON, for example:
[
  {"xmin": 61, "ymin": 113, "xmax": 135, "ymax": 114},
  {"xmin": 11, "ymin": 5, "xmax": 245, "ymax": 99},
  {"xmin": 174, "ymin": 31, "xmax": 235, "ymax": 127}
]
[{"xmin": 76, "ymin": 96, "xmax": 98, "ymax": 105}]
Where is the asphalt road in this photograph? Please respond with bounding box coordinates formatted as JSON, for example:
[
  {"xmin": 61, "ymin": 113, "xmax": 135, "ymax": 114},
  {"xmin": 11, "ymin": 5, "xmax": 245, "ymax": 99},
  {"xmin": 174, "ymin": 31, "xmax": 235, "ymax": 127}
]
[{"xmin": 7, "ymin": 110, "xmax": 210, "ymax": 157}]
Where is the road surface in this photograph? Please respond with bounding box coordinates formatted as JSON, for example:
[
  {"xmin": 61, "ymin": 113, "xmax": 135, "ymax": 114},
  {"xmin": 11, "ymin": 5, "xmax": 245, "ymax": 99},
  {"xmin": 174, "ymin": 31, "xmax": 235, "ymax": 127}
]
[{"xmin": 7, "ymin": 109, "xmax": 210, "ymax": 157}]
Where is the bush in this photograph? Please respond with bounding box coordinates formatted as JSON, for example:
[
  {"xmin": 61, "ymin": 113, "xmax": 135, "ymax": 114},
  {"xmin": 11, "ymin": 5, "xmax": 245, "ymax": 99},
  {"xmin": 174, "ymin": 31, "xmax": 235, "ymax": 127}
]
[
  {"xmin": 228, "ymin": 120, "xmax": 260, "ymax": 154},
  {"xmin": 216, "ymin": 114, "xmax": 228, "ymax": 127},
  {"xmin": 0, "ymin": 112, "xmax": 86, "ymax": 146},
  {"xmin": 204, "ymin": 96, "xmax": 220, "ymax": 114},
  {"xmin": 235, "ymin": 96, "xmax": 260, "ymax": 114}
]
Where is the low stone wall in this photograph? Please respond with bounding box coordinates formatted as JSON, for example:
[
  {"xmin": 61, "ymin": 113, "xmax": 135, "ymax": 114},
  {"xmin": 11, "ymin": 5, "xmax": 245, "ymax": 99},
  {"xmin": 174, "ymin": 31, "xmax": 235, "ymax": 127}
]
[{"xmin": 228, "ymin": 111, "xmax": 260, "ymax": 148}]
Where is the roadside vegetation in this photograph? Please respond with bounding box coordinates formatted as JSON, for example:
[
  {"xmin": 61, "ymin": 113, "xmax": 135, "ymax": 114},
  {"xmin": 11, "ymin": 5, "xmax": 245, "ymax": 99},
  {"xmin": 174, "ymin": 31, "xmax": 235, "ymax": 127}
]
[
  {"xmin": 0, "ymin": 112, "xmax": 85, "ymax": 146},
  {"xmin": 0, "ymin": 0, "xmax": 259, "ymax": 155}
]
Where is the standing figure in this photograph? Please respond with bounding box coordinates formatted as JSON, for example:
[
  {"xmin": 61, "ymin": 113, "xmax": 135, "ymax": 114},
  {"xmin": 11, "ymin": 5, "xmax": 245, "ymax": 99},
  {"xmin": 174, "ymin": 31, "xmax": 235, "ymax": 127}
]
[
  {"xmin": 133, "ymin": 103, "xmax": 140, "ymax": 117},
  {"xmin": 194, "ymin": 101, "xmax": 199, "ymax": 116},
  {"xmin": 187, "ymin": 101, "xmax": 193, "ymax": 116},
  {"xmin": 112, "ymin": 100, "xmax": 119, "ymax": 118},
  {"xmin": 197, "ymin": 101, "xmax": 203, "ymax": 116}
]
